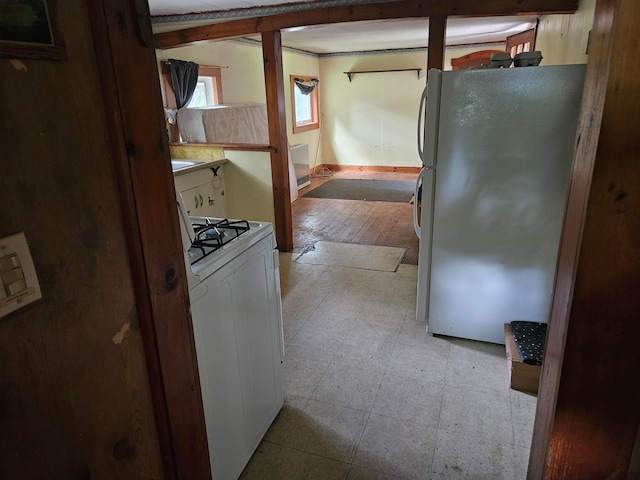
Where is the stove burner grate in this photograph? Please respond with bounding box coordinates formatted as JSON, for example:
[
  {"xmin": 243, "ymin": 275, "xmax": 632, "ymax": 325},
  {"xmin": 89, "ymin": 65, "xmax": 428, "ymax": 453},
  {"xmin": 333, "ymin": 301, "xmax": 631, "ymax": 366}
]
[{"xmin": 189, "ymin": 219, "xmax": 251, "ymax": 265}]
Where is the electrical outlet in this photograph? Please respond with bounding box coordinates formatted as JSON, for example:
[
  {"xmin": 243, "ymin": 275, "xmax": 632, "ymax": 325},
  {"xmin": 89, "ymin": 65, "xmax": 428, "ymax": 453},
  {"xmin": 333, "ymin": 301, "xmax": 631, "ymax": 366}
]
[{"xmin": 0, "ymin": 232, "xmax": 42, "ymax": 318}]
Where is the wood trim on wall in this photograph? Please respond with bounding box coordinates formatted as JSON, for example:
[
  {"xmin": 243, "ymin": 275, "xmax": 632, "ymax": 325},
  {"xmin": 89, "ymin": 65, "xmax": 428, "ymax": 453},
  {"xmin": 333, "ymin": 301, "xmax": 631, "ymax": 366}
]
[
  {"xmin": 199, "ymin": 65, "xmax": 224, "ymax": 104},
  {"xmin": 313, "ymin": 164, "xmax": 421, "ymax": 174},
  {"xmin": 290, "ymin": 75, "xmax": 320, "ymax": 134},
  {"xmin": 88, "ymin": 1, "xmax": 211, "ymax": 479},
  {"xmin": 169, "ymin": 142, "xmax": 272, "ymax": 151}
]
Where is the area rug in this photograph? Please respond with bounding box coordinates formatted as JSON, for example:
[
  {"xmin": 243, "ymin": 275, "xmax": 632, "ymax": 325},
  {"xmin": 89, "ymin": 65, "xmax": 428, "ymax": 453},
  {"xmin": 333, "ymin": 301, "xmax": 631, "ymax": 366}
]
[
  {"xmin": 302, "ymin": 179, "xmax": 414, "ymax": 202},
  {"xmin": 294, "ymin": 241, "xmax": 406, "ymax": 272}
]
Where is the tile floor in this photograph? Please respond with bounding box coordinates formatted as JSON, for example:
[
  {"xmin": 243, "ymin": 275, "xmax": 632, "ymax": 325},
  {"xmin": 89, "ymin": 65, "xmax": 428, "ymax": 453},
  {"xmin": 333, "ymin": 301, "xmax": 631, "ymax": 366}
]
[{"xmin": 240, "ymin": 252, "xmax": 537, "ymax": 480}]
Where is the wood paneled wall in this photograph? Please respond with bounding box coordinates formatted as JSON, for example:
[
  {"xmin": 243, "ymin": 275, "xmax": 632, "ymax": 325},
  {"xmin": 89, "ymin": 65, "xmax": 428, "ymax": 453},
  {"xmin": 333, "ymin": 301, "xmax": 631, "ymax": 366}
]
[
  {"xmin": 529, "ymin": 0, "xmax": 640, "ymax": 477},
  {"xmin": 0, "ymin": 2, "xmax": 163, "ymax": 478}
]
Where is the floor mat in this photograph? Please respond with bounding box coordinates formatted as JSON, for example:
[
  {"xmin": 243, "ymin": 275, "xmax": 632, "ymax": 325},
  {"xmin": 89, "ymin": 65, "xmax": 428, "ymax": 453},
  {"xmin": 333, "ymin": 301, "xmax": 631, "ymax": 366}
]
[
  {"xmin": 294, "ymin": 241, "xmax": 406, "ymax": 272},
  {"xmin": 302, "ymin": 179, "xmax": 415, "ymax": 202}
]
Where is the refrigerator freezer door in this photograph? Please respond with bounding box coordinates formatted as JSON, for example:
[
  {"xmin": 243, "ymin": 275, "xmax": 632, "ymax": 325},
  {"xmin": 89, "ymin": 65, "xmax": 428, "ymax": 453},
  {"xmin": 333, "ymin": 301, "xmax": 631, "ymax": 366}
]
[
  {"xmin": 422, "ymin": 69, "xmax": 442, "ymax": 170},
  {"xmin": 426, "ymin": 65, "xmax": 585, "ymax": 344},
  {"xmin": 417, "ymin": 85, "xmax": 428, "ymax": 164},
  {"xmin": 416, "ymin": 70, "xmax": 443, "ymax": 324}
]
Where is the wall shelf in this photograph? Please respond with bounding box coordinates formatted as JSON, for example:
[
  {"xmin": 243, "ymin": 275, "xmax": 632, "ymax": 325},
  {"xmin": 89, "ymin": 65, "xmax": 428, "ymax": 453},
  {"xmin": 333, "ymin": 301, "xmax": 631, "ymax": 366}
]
[{"xmin": 343, "ymin": 68, "xmax": 422, "ymax": 82}]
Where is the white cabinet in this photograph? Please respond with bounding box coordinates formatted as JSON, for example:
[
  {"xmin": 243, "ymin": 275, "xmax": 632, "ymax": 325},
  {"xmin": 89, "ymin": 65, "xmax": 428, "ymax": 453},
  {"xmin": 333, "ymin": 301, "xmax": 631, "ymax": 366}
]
[
  {"xmin": 174, "ymin": 164, "xmax": 227, "ymax": 218},
  {"xmin": 189, "ymin": 234, "xmax": 284, "ymax": 480}
]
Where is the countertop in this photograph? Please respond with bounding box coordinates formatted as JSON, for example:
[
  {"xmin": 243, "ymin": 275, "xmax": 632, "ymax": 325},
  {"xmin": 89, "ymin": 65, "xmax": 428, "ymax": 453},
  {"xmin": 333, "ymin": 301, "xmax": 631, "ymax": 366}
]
[{"xmin": 171, "ymin": 158, "xmax": 228, "ymax": 176}]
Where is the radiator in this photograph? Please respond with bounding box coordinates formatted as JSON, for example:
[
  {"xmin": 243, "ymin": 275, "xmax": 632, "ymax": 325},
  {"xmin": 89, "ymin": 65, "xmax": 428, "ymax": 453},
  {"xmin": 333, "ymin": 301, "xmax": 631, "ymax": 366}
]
[{"xmin": 289, "ymin": 144, "xmax": 310, "ymax": 189}]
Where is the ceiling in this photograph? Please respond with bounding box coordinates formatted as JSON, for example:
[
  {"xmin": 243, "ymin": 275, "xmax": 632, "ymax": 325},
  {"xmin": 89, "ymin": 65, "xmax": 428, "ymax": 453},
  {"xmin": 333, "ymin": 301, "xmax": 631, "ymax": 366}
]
[{"xmin": 149, "ymin": 0, "xmax": 538, "ymax": 54}]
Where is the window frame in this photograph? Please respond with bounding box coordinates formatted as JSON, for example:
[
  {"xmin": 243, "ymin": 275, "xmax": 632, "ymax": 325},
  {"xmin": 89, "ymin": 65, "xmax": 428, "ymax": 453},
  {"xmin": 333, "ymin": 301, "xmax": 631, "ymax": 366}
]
[
  {"xmin": 162, "ymin": 63, "xmax": 224, "ymax": 108},
  {"xmin": 290, "ymin": 75, "xmax": 319, "ymax": 134}
]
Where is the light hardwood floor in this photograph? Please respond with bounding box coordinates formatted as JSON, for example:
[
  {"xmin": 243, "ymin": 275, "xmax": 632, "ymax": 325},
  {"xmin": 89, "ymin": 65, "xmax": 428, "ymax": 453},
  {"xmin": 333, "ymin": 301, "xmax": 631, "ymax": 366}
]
[{"xmin": 291, "ymin": 170, "xmax": 421, "ymax": 265}]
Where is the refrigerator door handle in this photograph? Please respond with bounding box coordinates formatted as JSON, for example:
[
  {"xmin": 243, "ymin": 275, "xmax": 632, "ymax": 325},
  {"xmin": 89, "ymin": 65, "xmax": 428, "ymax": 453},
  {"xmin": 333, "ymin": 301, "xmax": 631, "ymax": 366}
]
[
  {"xmin": 417, "ymin": 84, "xmax": 428, "ymax": 163},
  {"xmin": 413, "ymin": 167, "xmax": 425, "ymax": 238}
]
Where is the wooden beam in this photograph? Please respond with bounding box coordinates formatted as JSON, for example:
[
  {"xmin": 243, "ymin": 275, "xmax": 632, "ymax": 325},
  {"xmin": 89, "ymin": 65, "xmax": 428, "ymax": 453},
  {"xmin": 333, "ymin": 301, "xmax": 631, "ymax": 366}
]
[
  {"xmin": 154, "ymin": 0, "xmax": 578, "ymax": 49},
  {"xmin": 427, "ymin": 15, "xmax": 447, "ymax": 70},
  {"xmin": 262, "ymin": 31, "xmax": 293, "ymax": 252}
]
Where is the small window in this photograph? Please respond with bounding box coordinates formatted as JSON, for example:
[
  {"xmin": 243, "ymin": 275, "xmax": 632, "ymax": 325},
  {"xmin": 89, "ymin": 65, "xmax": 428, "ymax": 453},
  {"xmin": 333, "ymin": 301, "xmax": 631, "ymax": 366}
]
[
  {"xmin": 162, "ymin": 63, "xmax": 223, "ymax": 108},
  {"xmin": 187, "ymin": 76, "xmax": 216, "ymax": 107},
  {"xmin": 290, "ymin": 75, "xmax": 319, "ymax": 134}
]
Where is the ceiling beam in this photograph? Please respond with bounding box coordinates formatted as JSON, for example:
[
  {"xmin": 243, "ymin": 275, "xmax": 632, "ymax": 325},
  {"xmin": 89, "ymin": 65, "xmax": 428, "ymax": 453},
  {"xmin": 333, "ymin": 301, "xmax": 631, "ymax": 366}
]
[
  {"xmin": 427, "ymin": 15, "xmax": 447, "ymax": 70},
  {"xmin": 154, "ymin": 0, "xmax": 578, "ymax": 49}
]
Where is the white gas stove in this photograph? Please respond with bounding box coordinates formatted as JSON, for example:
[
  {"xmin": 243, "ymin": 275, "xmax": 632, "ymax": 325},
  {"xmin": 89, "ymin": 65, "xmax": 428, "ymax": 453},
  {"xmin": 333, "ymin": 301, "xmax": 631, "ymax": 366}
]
[
  {"xmin": 176, "ymin": 192, "xmax": 275, "ymax": 289},
  {"xmin": 175, "ymin": 191, "xmax": 284, "ymax": 479}
]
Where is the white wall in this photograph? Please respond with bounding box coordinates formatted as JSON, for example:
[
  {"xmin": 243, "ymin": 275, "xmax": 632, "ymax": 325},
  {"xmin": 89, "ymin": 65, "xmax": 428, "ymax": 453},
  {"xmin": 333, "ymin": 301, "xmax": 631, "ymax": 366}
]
[
  {"xmin": 317, "ymin": 46, "xmax": 502, "ymax": 168},
  {"xmin": 536, "ymin": 0, "xmax": 596, "ymax": 65},
  {"xmin": 223, "ymin": 150, "xmax": 275, "ymax": 224},
  {"xmin": 318, "ymin": 51, "xmax": 425, "ymax": 168}
]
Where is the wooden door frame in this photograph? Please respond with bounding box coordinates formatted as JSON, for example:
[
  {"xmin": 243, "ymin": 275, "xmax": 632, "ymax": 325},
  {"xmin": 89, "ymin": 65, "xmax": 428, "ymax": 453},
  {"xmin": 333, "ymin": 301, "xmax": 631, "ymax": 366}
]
[
  {"xmin": 87, "ymin": 0, "xmax": 604, "ymax": 478},
  {"xmin": 528, "ymin": 0, "xmax": 640, "ymax": 476},
  {"xmin": 153, "ymin": 1, "xmax": 578, "ymax": 254},
  {"xmin": 88, "ymin": 1, "xmax": 211, "ymax": 478}
]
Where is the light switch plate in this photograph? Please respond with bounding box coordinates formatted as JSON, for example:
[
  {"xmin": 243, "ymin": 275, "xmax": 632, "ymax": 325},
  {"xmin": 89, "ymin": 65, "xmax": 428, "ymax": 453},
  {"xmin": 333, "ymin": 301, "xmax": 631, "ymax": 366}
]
[{"xmin": 0, "ymin": 232, "xmax": 42, "ymax": 318}]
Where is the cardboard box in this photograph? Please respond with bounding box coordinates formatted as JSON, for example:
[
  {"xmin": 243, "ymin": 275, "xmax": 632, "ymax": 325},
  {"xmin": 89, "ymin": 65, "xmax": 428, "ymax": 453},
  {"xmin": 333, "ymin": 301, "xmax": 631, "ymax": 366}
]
[{"xmin": 504, "ymin": 323, "xmax": 541, "ymax": 394}]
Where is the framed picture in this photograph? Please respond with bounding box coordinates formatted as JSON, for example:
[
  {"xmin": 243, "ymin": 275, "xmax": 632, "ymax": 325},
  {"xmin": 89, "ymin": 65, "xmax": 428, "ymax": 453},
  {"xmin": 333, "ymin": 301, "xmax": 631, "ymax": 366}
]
[{"xmin": 0, "ymin": 0, "xmax": 65, "ymax": 60}]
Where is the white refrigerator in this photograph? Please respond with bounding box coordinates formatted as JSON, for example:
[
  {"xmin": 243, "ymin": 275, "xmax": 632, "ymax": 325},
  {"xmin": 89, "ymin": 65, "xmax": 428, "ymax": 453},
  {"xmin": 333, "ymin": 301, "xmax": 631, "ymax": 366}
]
[{"xmin": 414, "ymin": 65, "xmax": 585, "ymax": 344}]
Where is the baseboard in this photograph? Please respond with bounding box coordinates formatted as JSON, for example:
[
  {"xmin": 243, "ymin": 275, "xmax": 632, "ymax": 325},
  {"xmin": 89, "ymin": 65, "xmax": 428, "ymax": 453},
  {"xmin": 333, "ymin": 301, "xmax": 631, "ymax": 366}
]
[{"xmin": 311, "ymin": 164, "xmax": 421, "ymax": 175}]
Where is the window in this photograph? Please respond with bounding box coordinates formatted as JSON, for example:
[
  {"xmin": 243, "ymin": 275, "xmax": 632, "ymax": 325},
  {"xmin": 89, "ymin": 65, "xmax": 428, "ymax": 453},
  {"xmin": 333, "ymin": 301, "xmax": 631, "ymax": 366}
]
[
  {"xmin": 290, "ymin": 75, "xmax": 319, "ymax": 134},
  {"xmin": 187, "ymin": 75, "xmax": 217, "ymax": 107},
  {"xmin": 162, "ymin": 63, "xmax": 223, "ymax": 108}
]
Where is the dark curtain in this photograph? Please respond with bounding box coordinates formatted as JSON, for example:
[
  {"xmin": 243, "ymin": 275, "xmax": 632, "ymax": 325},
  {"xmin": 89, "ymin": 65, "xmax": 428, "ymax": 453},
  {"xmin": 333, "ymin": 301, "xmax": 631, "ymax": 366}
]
[
  {"xmin": 169, "ymin": 59, "xmax": 199, "ymax": 108},
  {"xmin": 294, "ymin": 78, "xmax": 319, "ymax": 95}
]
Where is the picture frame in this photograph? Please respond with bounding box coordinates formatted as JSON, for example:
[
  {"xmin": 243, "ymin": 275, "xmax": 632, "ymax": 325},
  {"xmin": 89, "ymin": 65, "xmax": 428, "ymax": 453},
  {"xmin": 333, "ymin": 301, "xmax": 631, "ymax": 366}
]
[{"xmin": 0, "ymin": 0, "xmax": 65, "ymax": 60}]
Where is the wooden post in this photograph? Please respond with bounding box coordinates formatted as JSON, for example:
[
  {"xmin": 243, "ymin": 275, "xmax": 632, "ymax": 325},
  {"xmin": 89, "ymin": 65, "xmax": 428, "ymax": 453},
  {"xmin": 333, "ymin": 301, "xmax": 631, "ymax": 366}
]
[
  {"xmin": 262, "ymin": 30, "xmax": 293, "ymax": 252},
  {"xmin": 88, "ymin": 1, "xmax": 211, "ymax": 478},
  {"xmin": 427, "ymin": 15, "xmax": 447, "ymax": 70},
  {"xmin": 529, "ymin": 0, "xmax": 640, "ymax": 477}
]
